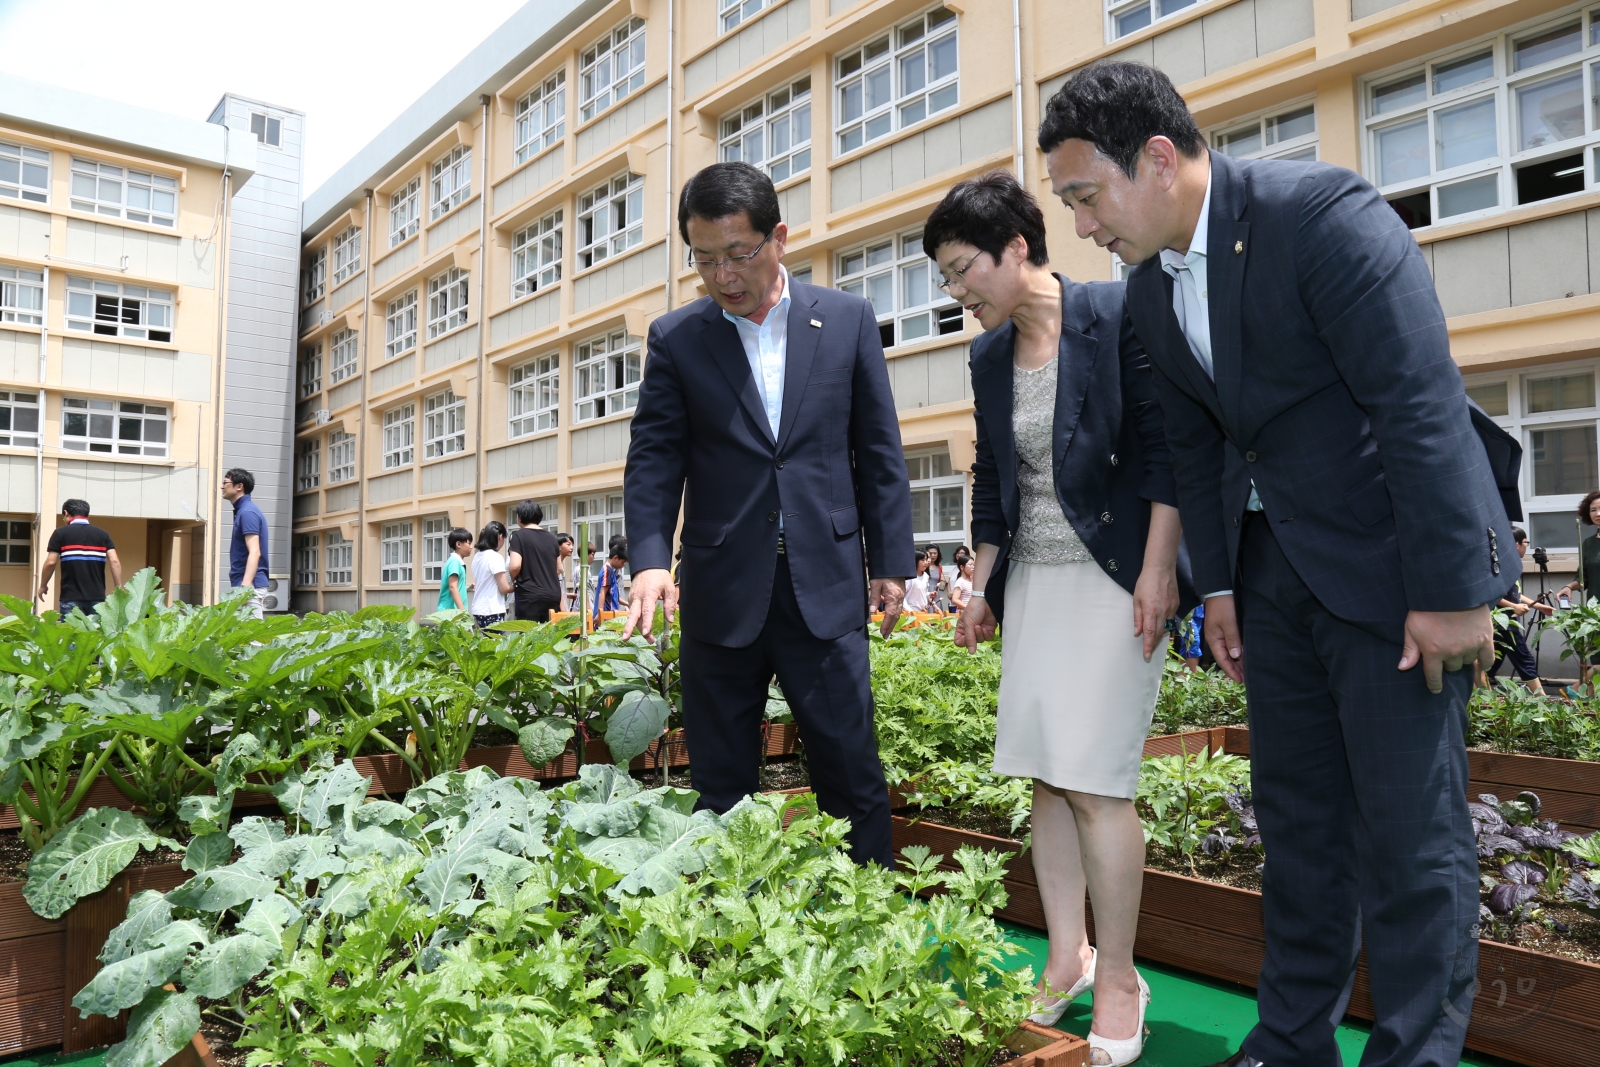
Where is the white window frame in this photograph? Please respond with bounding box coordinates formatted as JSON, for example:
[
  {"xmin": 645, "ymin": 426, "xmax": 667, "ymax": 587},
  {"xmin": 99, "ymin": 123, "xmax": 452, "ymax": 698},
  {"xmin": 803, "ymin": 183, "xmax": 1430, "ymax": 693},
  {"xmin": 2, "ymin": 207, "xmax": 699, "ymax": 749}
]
[
  {"xmin": 720, "ymin": 76, "xmax": 813, "ymax": 183},
  {"xmin": 250, "ymin": 113, "xmax": 281, "ymax": 147},
  {"xmin": 835, "ymin": 7, "xmax": 958, "ymax": 155},
  {"xmin": 298, "ymin": 343, "xmax": 322, "ymax": 399},
  {"xmin": 512, "ymin": 210, "xmax": 563, "ymax": 298},
  {"xmin": 69, "ymin": 158, "xmax": 177, "ymax": 227},
  {"xmin": 0, "ymin": 141, "xmax": 49, "ymax": 204},
  {"xmin": 907, "ymin": 448, "xmax": 967, "ymax": 543},
  {"xmin": 0, "ymin": 391, "xmax": 40, "ymax": 448},
  {"xmin": 572, "ymin": 493, "xmax": 626, "ymax": 556},
  {"xmin": 577, "ymin": 173, "xmax": 644, "ymax": 270},
  {"xmin": 426, "ymin": 268, "xmax": 469, "ymax": 339},
  {"xmin": 294, "ymin": 534, "xmax": 318, "ymax": 587},
  {"xmin": 836, "ymin": 230, "xmax": 962, "ymax": 350},
  {"xmin": 510, "ymin": 353, "xmax": 560, "ymax": 437},
  {"xmin": 62, "ymin": 396, "xmax": 168, "ymax": 457},
  {"xmin": 381, "ymin": 521, "xmax": 414, "ymax": 584},
  {"xmin": 1209, "ymin": 100, "xmax": 1319, "ymax": 162},
  {"xmin": 325, "ymin": 530, "xmax": 353, "ymax": 585},
  {"xmin": 574, "ymin": 330, "xmax": 640, "ymax": 423},
  {"xmin": 382, "ymin": 404, "xmax": 415, "ymax": 470},
  {"xmin": 515, "ymin": 72, "xmax": 566, "ymax": 164},
  {"xmin": 304, "ymin": 247, "xmax": 327, "ymax": 305},
  {"xmin": 328, "ymin": 430, "xmax": 356, "ymax": 483},
  {"xmin": 390, "ymin": 177, "xmax": 421, "ymax": 247},
  {"xmin": 580, "ymin": 17, "xmax": 647, "ymax": 123},
  {"xmin": 329, "ymin": 329, "xmax": 359, "ymax": 385},
  {"xmin": 386, "ymin": 290, "xmax": 418, "ymax": 358},
  {"xmin": 65, "ymin": 276, "xmax": 174, "ymax": 343},
  {"xmin": 423, "ymin": 389, "xmax": 466, "ymax": 459},
  {"xmin": 296, "ymin": 437, "xmax": 321, "ymax": 492},
  {"xmin": 1106, "ymin": 0, "xmax": 1201, "ymax": 42},
  {"xmin": 1363, "ymin": 6, "xmax": 1600, "ymax": 230},
  {"xmin": 422, "ymin": 515, "xmax": 449, "ymax": 583},
  {"xmin": 0, "ymin": 265, "xmax": 44, "ymax": 325},
  {"xmin": 332, "ymin": 226, "xmax": 362, "ymax": 285},
  {"xmin": 720, "ymin": 0, "xmax": 771, "ymax": 32},
  {"xmin": 430, "ymin": 144, "xmax": 471, "ymax": 221}
]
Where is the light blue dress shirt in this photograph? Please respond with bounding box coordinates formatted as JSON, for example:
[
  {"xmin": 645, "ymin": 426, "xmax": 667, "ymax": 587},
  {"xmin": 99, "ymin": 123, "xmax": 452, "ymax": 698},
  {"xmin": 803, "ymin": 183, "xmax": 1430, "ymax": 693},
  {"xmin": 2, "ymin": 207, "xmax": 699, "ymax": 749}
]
[{"xmin": 723, "ymin": 268, "xmax": 792, "ymax": 440}]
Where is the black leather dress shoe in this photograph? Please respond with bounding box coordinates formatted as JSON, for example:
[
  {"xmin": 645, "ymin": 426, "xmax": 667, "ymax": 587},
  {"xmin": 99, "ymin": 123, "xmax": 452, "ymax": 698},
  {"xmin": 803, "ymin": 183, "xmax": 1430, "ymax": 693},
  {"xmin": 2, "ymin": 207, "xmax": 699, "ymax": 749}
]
[{"xmin": 1207, "ymin": 1052, "xmax": 1267, "ymax": 1067}]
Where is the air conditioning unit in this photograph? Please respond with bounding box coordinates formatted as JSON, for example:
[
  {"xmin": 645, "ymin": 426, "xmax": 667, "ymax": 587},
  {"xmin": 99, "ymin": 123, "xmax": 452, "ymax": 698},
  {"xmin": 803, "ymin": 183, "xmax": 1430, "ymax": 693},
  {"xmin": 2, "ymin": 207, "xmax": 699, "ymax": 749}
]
[
  {"xmin": 315, "ymin": 409, "xmax": 330, "ymax": 425},
  {"xmin": 317, "ymin": 309, "xmax": 334, "ymax": 327}
]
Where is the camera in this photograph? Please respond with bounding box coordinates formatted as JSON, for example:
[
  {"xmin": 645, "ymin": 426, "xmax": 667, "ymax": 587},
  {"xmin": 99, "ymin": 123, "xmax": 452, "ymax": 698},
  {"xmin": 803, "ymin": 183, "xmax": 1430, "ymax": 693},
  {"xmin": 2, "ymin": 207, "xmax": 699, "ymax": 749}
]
[{"xmin": 1533, "ymin": 545, "xmax": 1549, "ymax": 570}]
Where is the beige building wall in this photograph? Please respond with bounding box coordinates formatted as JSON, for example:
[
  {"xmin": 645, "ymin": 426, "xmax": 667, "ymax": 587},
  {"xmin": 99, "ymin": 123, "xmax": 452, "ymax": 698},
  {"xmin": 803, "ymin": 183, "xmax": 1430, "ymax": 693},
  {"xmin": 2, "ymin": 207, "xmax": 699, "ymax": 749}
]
[{"xmin": 295, "ymin": 0, "xmax": 1599, "ymax": 612}]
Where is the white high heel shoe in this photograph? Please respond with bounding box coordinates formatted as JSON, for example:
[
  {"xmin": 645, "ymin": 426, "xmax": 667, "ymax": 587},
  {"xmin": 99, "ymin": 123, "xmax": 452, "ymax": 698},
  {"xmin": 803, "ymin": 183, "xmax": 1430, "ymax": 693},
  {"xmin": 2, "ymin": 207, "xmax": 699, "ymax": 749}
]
[
  {"xmin": 1027, "ymin": 945, "xmax": 1096, "ymax": 1027},
  {"xmin": 1087, "ymin": 969, "xmax": 1151, "ymax": 1067}
]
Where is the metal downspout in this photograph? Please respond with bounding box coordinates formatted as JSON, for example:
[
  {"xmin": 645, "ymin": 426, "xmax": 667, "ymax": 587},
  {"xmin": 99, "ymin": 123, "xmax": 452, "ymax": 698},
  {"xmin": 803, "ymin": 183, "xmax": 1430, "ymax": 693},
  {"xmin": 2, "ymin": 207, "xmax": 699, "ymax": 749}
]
[
  {"xmin": 205, "ymin": 168, "xmax": 233, "ymax": 605},
  {"xmin": 474, "ymin": 96, "xmax": 491, "ymax": 534}
]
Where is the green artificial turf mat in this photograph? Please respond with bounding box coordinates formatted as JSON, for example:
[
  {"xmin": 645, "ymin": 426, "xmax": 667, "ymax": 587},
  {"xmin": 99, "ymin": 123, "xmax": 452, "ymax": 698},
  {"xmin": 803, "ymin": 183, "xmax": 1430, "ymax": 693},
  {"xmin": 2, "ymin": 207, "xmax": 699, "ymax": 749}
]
[
  {"xmin": 998, "ymin": 922, "xmax": 1522, "ymax": 1067},
  {"xmin": 0, "ymin": 1052, "xmax": 106, "ymax": 1067}
]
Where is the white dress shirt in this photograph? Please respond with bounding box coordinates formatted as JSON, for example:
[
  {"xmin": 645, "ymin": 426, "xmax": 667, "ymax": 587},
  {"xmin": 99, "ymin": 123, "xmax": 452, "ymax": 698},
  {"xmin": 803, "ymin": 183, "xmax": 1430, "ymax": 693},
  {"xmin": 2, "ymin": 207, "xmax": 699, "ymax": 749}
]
[{"xmin": 723, "ymin": 267, "xmax": 792, "ymax": 440}]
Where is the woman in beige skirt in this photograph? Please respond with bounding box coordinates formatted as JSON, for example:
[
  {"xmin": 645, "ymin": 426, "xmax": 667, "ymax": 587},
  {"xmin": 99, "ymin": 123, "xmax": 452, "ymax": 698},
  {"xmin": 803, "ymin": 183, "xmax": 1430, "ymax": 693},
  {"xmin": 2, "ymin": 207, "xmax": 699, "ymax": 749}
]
[{"xmin": 926, "ymin": 172, "xmax": 1194, "ymax": 1067}]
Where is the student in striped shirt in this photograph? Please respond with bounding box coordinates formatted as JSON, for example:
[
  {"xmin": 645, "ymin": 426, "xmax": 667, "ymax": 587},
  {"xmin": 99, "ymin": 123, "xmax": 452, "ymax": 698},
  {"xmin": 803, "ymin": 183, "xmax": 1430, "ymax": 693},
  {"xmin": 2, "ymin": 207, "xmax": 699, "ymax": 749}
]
[{"xmin": 39, "ymin": 499, "xmax": 121, "ymax": 617}]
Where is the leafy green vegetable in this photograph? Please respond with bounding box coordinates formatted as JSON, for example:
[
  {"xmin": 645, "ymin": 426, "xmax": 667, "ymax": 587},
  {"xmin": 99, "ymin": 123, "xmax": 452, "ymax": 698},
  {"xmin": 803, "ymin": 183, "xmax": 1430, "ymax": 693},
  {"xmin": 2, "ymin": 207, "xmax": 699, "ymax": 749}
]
[{"xmin": 24, "ymin": 807, "xmax": 161, "ymax": 919}]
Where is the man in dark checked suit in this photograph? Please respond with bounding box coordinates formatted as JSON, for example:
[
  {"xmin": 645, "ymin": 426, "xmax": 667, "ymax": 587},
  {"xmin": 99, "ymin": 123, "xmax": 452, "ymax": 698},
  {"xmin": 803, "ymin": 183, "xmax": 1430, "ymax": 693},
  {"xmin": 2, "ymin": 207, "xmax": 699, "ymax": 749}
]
[
  {"xmin": 1038, "ymin": 64, "xmax": 1518, "ymax": 1067},
  {"xmin": 622, "ymin": 161, "xmax": 914, "ymax": 867}
]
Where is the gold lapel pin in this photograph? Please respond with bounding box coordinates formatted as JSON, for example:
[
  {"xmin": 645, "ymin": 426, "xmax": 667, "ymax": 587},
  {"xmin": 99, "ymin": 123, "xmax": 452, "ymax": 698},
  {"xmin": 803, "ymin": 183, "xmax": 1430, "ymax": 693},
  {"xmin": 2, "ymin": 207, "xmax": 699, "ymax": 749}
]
[
  {"xmin": 809, "ymin": 318, "xmax": 822, "ymax": 328},
  {"xmin": 1234, "ymin": 240, "xmax": 1243, "ymax": 254}
]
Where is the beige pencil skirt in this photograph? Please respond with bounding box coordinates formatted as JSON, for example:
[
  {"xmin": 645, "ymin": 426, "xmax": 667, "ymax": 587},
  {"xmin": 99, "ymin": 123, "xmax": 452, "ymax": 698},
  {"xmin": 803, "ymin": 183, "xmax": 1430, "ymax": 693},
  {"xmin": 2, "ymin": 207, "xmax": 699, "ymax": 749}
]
[{"xmin": 992, "ymin": 559, "xmax": 1166, "ymax": 799}]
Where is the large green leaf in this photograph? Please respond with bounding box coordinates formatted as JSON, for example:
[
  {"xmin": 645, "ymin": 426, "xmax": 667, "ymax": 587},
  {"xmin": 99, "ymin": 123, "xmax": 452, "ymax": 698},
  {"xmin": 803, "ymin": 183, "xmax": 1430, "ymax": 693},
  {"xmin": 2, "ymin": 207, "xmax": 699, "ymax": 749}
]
[
  {"xmin": 24, "ymin": 808, "xmax": 158, "ymax": 920},
  {"xmin": 273, "ymin": 761, "xmax": 367, "ymax": 831},
  {"xmin": 176, "ymin": 795, "xmax": 233, "ymax": 839},
  {"xmin": 71, "ymin": 942, "xmax": 188, "ymax": 1016},
  {"xmin": 99, "ymin": 891, "xmax": 173, "ymax": 965},
  {"xmin": 64, "ymin": 679, "xmax": 203, "ymax": 750},
  {"xmin": 518, "ymin": 716, "xmax": 574, "ymax": 768},
  {"xmin": 105, "ymin": 988, "xmax": 199, "ymax": 1067},
  {"xmin": 617, "ymin": 807, "xmax": 722, "ymax": 896},
  {"xmin": 164, "ymin": 862, "xmax": 276, "ymax": 912},
  {"xmin": 94, "ymin": 569, "xmax": 163, "ymax": 637},
  {"xmin": 180, "ymin": 932, "xmax": 276, "ymax": 999},
  {"xmin": 181, "ymin": 832, "xmax": 234, "ymax": 874}
]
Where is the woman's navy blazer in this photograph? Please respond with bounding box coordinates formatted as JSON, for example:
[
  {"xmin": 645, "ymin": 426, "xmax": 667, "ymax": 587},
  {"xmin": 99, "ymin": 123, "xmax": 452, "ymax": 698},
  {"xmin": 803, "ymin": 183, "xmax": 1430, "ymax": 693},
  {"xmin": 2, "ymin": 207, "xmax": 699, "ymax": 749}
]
[{"xmin": 968, "ymin": 274, "xmax": 1197, "ymax": 623}]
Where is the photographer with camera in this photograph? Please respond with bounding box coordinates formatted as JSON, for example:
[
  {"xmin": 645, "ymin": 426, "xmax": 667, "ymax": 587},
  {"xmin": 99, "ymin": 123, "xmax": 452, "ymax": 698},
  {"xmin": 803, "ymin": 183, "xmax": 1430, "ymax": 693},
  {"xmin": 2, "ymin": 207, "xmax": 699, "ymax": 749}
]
[{"xmin": 1483, "ymin": 528, "xmax": 1550, "ymax": 693}]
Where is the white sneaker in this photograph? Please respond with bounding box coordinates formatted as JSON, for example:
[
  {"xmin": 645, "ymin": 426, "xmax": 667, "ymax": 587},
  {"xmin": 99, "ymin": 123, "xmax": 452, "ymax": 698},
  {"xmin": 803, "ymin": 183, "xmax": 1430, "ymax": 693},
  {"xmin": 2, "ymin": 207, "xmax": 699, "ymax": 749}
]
[
  {"xmin": 1087, "ymin": 969, "xmax": 1151, "ymax": 1066},
  {"xmin": 1027, "ymin": 945, "xmax": 1097, "ymax": 1027}
]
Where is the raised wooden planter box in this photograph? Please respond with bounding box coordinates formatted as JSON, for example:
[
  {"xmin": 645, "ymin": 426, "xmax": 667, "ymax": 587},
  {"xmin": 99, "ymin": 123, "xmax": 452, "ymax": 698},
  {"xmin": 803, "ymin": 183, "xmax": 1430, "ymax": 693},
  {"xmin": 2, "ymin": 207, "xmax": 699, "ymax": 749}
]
[
  {"xmin": 1002, "ymin": 1021, "xmax": 1088, "ymax": 1065},
  {"xmin": 892, "ymin": 815, "xmax": 1600, "ymax": 1067}
]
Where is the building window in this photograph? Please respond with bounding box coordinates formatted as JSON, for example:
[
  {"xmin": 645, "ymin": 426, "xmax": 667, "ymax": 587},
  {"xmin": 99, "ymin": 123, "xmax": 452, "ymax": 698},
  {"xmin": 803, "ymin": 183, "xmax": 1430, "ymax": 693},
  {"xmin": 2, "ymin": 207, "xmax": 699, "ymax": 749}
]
[
  {"xmin": 0, "ymin": 520, "xmax": 28, "ymax": 566},
  {"xmin": 62, "ymin": 397, "xmax": 168, "ymax": 457},
  {"xmin": 515, "ymin": 72, "xmax": 566, "ymax": 164},
  {"xmin": 250, "ymin": 112, "xmax": 282, "ymax": 147},
  {"xmin": 510, "ymin": 353, "xmax": 560, "ymax": 436},
  {"xmin": 577, "ymin": 173, "xmax": 644, "ymax": 269},
  {"xmin": 422, "ymin": 515, "xmax": 449, "ymax": 583},
  {"xmin": 573, "ymin": 493, "xmax": 626, "ymax": 553},
  {"xmin": 790, "ymin": 264, "xmax": 812, "ymax": 285},
  {"xmin": 835, "ymin": 7, "xmax": 958, "ymax": 154},
  {"xmin": 907, "ymin": 449, "xmax": 966, "ymax": 541},
  {"xmin": 296, "ymin": 437, "xmax": 320, "ymax": 492},
  {"xmin": 721, "ymin": 77, "xmax": 812, "ymax": 182},
  {"xmin": 382, "ymin": 404, "xmax": 415, "ymax": 469},
  {"xmin": 329, "ymin": 329, "xmax": 359, "ymax": 385},
  {"xmin": 721, "ymin": 0, "xmax": 771, "ymax": 32},
  {"xmin": 836, "ymin": 230, "xmax": 962, "ymax": 349},
  {"xmin": 1365, "ymin": 10, "xmax": 1600, "ymax": 230},
  {"xmin": 512, "ymin": 211, "xmax": 563, "ymax": 298},
  {"xmin": 426, "ymin": 268, "xmax": 469, "ymax": 339},
  {"xmin": 430, "ymin": 144, "xmax": 471, "ymax": 221},
  {"xmin": 69, "ymin": 158, "xmax": 177, "ymax": 227},
  {"xmin": 298, "ymin": 344, "xmax": 322, "ymax": 399},
  {"xmin": 304, "ymin": 247, "xmax": 327, "ymax": 305},
  {"xmin": 381, "ymin": 521, "xmax": 414, "ymax": 584},
  {"xmin": 423, "ymin": 389, "xmax": 466, "ymax": 459},
  {"xmin": 574, "ymin": 330, "xmax": 640, "ymax": 423},
  {"xmin": 386, "ymin": 291, "xmax": 418, "ymax": 358},
  {"xmin": 580, "ymin": 17, "xmax": 647, "ymax": 122},
  {"xmin": 294, "ymin": 534, "xmax": 318, "ymax": 587},
  {"xmin": 0, "ymin": 392, "xmax": 40, "ymax": 448},
  {"xmin": 332, "ymin": 226, "xmax": 362, "ymax": 285},
  {"xmin": 328, "ymin": 430, "xmax": 356, "ymax": 483},
  {"xmin": 1107, "ymin": 0, "xmax": 1199, "ymax": 41},
  {"xmin": 0, "ymin": 142, "xmax": 49, "ymax": 204},
  {"xmin": 325, "ymin": 530, "xmax": 352, "ymax": 585},
  {"xmin": 1210, "ymin": 102, "xmax": 1318, "ymax": 161},
  {"xmin": 65, "ymin": 276, "xmax": 174, "ymax": 343},
  {"xmin": 0, "ymin": 265, "xmax": 44, "ymax": 325},
  {"xmin": 390, "ymin": 177, "xmax": 421, "ymax": 247}
]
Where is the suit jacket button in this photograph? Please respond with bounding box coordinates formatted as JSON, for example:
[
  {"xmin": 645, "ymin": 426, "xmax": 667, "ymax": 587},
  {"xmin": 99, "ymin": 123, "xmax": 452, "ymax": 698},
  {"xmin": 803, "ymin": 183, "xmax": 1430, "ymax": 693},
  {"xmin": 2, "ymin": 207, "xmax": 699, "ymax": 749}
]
[
  {"xmin": 1233, "ymin": 516, "xmax": 1240, "ymax": 528},
  {"xmin": 1100, "ymin": 512, "xmax": 1113, "ymax": 524},
  {"xmin": 1245, "ymin": 450, "xmax": 1258, "ymax": 462},
  {"xmin": 1107, "ymin": 559, "xmax": 1119, "ymax": 572},
  {"xmin": 776, "ymin": 459, "xmax": 785, "ymax": 469},
  {"xmin": 1109, "ymin": 454, "xmax": 1118, "ymax": 467},
  {"xmin": 767, "ymin": 512, "xmax": 777, "ymax": 521}
]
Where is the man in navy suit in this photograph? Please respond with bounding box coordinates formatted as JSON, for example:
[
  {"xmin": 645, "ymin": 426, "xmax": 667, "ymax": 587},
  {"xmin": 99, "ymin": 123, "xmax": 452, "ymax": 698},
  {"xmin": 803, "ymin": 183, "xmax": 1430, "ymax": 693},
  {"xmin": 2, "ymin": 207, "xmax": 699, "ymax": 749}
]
[
  {"xmin": 1038, "ymin": 64, "xmax": 1517, "ymax": 1067},
  {"xmin": 623, "ymin": 161, "xmax": 914, "ymax": 866}
]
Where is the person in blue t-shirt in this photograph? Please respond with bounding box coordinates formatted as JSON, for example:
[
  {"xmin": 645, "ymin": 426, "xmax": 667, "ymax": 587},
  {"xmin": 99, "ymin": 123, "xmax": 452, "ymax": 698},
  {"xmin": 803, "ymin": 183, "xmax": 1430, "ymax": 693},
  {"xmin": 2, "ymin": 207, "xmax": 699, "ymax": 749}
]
[
  {"xmin": 593, "ymin": 537, "xmax": 627, "ymax": 618},
  {"xmin": 221, "ymin": 468, "xmax": 270, "ymax": 618}
]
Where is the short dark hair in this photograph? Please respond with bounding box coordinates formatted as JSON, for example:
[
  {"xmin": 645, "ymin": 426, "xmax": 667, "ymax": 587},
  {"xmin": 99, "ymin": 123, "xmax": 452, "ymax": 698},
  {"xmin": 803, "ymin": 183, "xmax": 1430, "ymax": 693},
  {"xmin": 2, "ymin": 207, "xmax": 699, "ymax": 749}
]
[
  {"xmin": 609, "ymin": 544, "xmax": 628, "ymax": 563},
  {"xmin": 924, "ymin": 171, "xmax": 1049, "ymax": 267},
  {"xmin": 448, "ymin": 527, "xmax": 473, "ymax": 548},
  {"xmin": 1580, "ymin": 490, "xmax": 1600, "ymax": 527},
  {"xmin": 678, "ymin": 162, "xmax": 781, "ymax": 245},
  {"xmin": 476, "ymin": 520, "xmax": 506, "ymax": 553},
  {"xmin": 1038, "ymin": 61, "xmax": 1204, "ymax": 179},
  {"xmin": 1512, "ymin": 527, "xmax": 1528, "ymax": 544},
  {"xmin": 61, "ymin": 499, "xmax": 91, "ymax": 517},
  {"xmin": 223, "ymin": 467, "xmax": 255, "ymax": 494},
  {"xmin": 554, "ymin": 532, "xmax": 574, "ymax": 548},
  {"xmin": 515, "ymin": 500, "xmax": 543, "ymax": 526}
]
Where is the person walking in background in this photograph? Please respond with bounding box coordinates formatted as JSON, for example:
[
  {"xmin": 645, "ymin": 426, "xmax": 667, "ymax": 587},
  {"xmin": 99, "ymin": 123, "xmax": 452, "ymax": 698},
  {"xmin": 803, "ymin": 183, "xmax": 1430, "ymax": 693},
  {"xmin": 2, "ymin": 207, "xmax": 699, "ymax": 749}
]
[
  {"xmin": 623, "ymin": 160, "xmax": 914, "ymax": 868},
  {"xmin": 950, "ymin": 553, "xmax": 976, "ymax": 613},
  {"xmin": 594, "ymin": 537, "xmax": 627, "ymax": 617},
  {"xmin": 220, "ymin": 469, "xmax": 270, "ymax": 619},
  {"xmin": 1487, "ymin": 528, "xmax": 1549, "ymax": 693},
  {"xmin": 437, "ymin": 527, "xmax": 473, "ymax": 613},
  {"xmin": 554, "ymin": 532, "xmax": 575, "ymax": 609},
  {"xmin": 930, "ymin": 170, "xmax": 1192, "ymax": 1066},
  {"xmin": 1557, "ymin": 490, "xmax": 1600, "ymax": 606},
  {"xmin": 508, "ymin": 501, "xmax": 563, "ymax": 623},
  {"xmin": 38, "ymin": 499, "xmax": 121, "ymax": 616},
  {"xmin": 923, "ymin": 544, "xmax": 945, "ymax": 608},
  {"xmin": 469, "ymin": 521, "xmax": 512, "ymax": 630},
  {"xmin": 1040, "ymin": 62, "xmax": 1518, "ymax": 1067},
  {"xmin": 904, "ymin": 548, "xmax": 932, "ymax": 613}
]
